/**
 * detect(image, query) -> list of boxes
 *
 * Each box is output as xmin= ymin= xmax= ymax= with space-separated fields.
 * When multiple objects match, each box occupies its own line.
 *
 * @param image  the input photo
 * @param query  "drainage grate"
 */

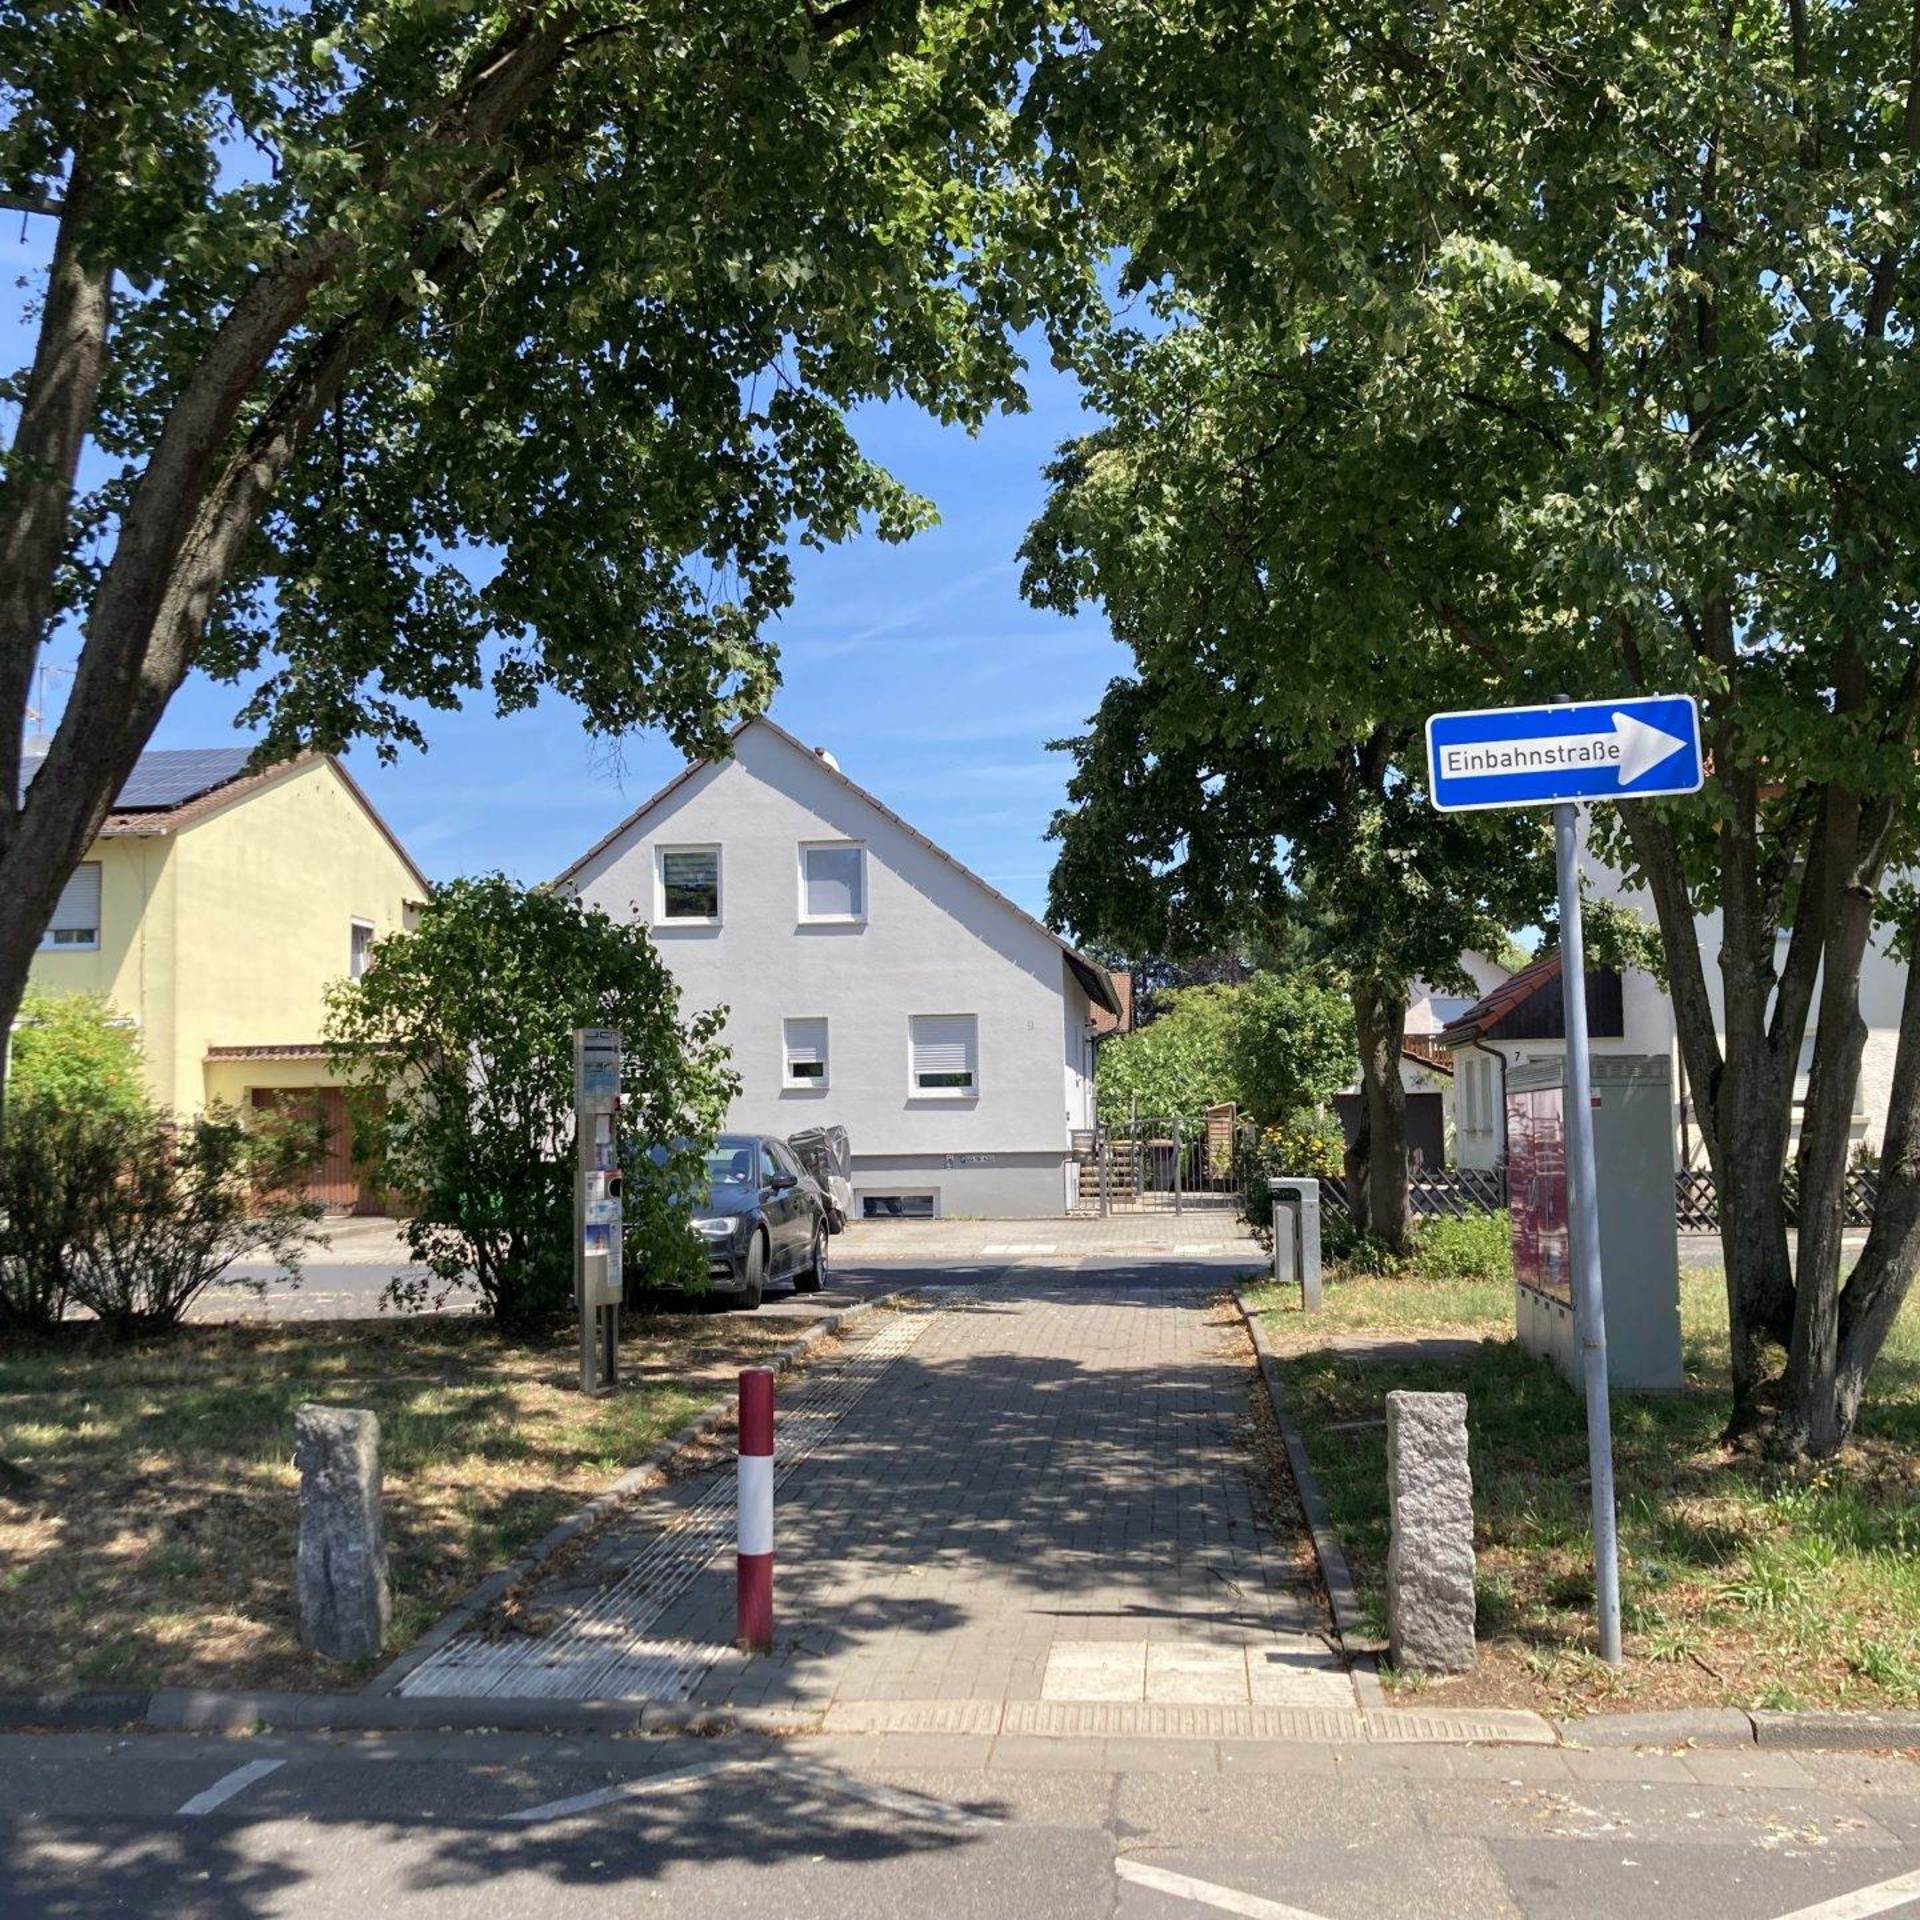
xmin=399 ymin=1295 xmax=968 ymax=1701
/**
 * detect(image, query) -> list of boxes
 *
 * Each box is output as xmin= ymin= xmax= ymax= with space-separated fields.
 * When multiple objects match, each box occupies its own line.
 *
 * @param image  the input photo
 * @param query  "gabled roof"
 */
xmin=554 ymin=716 xmax=1123 ymax=1018
xmin=1439 ymin=950 xmax=1564 ymax=1047
xmin=1090 ymin=970 xmax=1134 ymax=1038
xmin=1438 ymin=948 xmax=1626 ymax=1048
xmin=21 ymin=747 xmax=430 ymax=895
xmin=19 ymin=746 xmax=253 ymax=813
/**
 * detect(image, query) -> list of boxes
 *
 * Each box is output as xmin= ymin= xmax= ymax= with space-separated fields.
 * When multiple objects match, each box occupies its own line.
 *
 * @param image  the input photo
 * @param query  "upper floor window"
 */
xmin=350 ymin=919 xmax=375 ymax=979
xmin=800 ymin=840 xmax=866 ymax=923
xmin=910 ymin=1013 xmax=978 ymax=1097
xmin=656 ymin=844 xmax=721 ymax=923
xmin=39 ymin=862 xmax=100 ymax=952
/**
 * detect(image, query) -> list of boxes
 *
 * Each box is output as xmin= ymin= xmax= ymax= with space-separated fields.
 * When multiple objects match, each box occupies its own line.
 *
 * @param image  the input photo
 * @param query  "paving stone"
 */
xmin=556 ymin=1264 xmax=1349 ymax=1719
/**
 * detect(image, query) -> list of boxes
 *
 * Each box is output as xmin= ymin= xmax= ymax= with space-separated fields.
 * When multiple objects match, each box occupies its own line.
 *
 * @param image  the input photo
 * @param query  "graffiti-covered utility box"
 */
xmin=1507 ymin=1054 xmax=1683 ymax=1392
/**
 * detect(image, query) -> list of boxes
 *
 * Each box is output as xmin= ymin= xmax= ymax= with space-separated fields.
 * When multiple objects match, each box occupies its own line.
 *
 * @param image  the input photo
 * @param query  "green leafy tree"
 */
xmin=1230 ymin=971 xmax=1355 ymax=1129
xmin=326 ymin=874 xmax=735 ymax=1332
xmin=1026 ymin=330 xmax=1552 ymax=1247
xmin=6 ymin=988 xmax=148 ymax=1117
xmin=1096 ymin=984 xmax=1239 ymax=1128
xmin=1 ymin=990 xmax=151 ymax=1337
xmin=1095 ymin=972 xmax=1353 ymax=1130
xmin=1027 ymin=1 xmax=1920 ymax=1453
xmin=0 ymin=0 xmax=1100 ymax=1138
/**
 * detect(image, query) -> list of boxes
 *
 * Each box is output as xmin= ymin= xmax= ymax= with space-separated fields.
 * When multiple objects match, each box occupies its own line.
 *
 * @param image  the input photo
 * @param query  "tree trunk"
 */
xmin=1778 ymin=971 xmax=1869 ymax=1454
xmin=1619 ymin=794 xmax=1798 ymax=1427
xmin=1352 ymin=979 xmax=1410 ymax=1253
xmin=1828 ymin=909 xmax=1920 ymax=1439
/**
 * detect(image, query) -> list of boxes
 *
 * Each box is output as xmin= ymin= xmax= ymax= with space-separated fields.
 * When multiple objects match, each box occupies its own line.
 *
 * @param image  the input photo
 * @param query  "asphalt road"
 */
xmin=1 ymin=1728 xmax=1916 ymax=1919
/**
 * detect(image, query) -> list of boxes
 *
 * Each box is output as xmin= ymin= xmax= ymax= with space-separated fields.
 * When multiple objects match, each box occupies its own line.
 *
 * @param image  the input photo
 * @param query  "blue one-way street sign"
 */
xmin=1425 ymin=694 xmax=1703 ymax=813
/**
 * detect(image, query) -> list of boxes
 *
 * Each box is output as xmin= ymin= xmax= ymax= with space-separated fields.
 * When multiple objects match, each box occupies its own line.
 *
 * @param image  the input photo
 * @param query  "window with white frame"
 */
xmin=350 ymin=919 xmax=375 ymax=979
xmin=909 ymin=1013 xmax=978 ymax=1096
xmin=655 ymin=845 xmax=720 ymax=923
xmin=783 ymin=1016 xmax=829 ymax=1089
xmin=799 ymin=840 xmax=865 ymax=922
xmin=39 ymin=862 xmax=101 ymax=952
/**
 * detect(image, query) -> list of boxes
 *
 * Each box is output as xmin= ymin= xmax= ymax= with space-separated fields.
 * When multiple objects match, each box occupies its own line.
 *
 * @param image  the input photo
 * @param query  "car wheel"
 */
xmin=729 ymin=1230 xmax=766 ymax=1311
xmin=794 ymin=1227 xmax=827 ymax=1294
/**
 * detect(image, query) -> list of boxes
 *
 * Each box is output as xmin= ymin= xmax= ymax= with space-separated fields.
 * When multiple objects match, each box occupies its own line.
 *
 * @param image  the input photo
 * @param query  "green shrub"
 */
xmin=326 ymin=875 xmax=736 ymax=1331
xmin=0 ymin=1097 xmax=321 ymax=1335
xmin=64 ymin=1102 xmax=323 ymax=1335
xmin=7 ymin=989 xmax=148 ymax=1118
xmin=1241 ymin=1110 xmax=1347 ymax=1239
xmin=1413 ymin=1210 xmax=1513 ymax=1283
xmin=0 ymin=1093 xmax=125 ymax=1332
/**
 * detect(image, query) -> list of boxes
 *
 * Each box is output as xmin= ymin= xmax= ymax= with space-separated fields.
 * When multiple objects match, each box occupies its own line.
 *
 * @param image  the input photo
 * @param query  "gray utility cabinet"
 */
xmin=1506 ymin=1054 xmax=1683 ymax=1391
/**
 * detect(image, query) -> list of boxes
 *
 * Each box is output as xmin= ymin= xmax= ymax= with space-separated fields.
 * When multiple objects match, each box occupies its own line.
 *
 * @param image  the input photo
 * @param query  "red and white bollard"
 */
xmin=736 ymin=1367 xmax=774 ymax=1652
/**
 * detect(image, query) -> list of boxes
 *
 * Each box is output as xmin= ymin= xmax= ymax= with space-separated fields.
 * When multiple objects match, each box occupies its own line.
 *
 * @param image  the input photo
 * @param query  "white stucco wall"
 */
xmin=562 ymin=723 xmax=1100 ymax=1217
xmin=1450 ymin=842 xmax=1907 ymax=1170
xmin=1580 ymin=840 xmax=1899 ymax=1167
xmin=1406 ymin=951 xmax=1513 ymax=1037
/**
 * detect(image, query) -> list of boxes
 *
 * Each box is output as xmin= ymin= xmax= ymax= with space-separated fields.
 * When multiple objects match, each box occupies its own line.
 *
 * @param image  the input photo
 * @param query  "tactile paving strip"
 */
xmin=400 ymin=1295 xmax=972 ymax=1701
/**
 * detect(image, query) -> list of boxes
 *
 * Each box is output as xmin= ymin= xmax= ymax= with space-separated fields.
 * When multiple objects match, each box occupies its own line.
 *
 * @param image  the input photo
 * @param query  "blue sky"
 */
xmin=8 ymin=177 xmax=1127 ymax=920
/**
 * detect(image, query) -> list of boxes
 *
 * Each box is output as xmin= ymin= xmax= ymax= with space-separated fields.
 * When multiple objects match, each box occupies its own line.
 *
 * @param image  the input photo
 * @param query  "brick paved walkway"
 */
xmin=428 ymin=1257 xmax=1351 ymax=1720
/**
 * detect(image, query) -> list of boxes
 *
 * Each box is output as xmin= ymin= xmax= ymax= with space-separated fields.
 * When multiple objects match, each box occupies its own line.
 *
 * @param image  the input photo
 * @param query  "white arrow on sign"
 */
xmin=1612 ymin=709 xmax=1689 ymax=784
xmin=1436 ymin=709 xmax=1690 ymax=789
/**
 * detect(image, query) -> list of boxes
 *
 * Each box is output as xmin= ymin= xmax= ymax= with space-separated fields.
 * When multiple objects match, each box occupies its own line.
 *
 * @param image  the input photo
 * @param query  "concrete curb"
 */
xmin=0 ymin=1690 xmax=819 ymax=1738
xmin=1234 ymin=1294 xmax=1920 ymax=1760
xmin=1553 ymin=1708 xmax=1757 ymax=1750
xmin=367 ymin=1288 xmax=906 ymax=1697
xmin=1234 ymin=1288 xmax=1388 ymax=1711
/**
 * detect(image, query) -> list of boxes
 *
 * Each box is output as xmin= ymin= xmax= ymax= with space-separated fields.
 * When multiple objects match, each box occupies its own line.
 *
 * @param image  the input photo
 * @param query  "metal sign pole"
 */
xmin=1554 ymin=803 xmax=1623 ymax=1665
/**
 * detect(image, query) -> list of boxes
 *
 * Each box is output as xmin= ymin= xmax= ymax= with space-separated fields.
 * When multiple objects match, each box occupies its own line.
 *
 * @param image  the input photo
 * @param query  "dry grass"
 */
xmin=1256 ymin=1264 xmax=1920 ymax=1718
xmin=0 ymin=1312 xmax=804 ymax=1694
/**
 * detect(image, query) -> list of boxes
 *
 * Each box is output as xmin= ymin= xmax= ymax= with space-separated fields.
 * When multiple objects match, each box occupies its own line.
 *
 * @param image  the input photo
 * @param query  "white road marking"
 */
xmin=507 ymin=1757 xmax=761 ymax=1823
xmin=1116 ymin=1857 xmax=1333 ymax=1920
xmin=1771 ymin=1867 xmax=1920 ymax=1920
xmin=782 ymin=1758 xmax=995 ymax=1832
xmin=175 ymin=1759 xmax=285 ymax=1817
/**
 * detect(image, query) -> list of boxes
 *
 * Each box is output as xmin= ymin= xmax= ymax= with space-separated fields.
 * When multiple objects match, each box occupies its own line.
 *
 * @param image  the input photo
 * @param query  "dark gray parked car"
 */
xmin=693 ymin=1133 xmax=831 ymax=1310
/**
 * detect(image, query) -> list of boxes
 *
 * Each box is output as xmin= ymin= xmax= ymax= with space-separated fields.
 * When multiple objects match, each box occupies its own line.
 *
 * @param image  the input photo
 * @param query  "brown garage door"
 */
xmin=249 ymin=1086 xmax=381 ymax=1215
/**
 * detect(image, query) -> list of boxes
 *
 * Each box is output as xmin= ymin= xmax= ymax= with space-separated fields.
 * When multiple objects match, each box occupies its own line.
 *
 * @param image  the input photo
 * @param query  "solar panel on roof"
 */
xmin=15 ymin=746 xmax=256 ymax=811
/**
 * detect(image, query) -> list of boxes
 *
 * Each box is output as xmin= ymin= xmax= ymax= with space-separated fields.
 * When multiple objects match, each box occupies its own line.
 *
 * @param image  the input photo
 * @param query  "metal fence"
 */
xmin=1070 ymin=1114 xmax=1250 ymax=1214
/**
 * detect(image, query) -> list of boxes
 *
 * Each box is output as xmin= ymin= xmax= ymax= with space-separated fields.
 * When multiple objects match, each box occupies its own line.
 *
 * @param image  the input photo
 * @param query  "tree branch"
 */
xmin=0 ymin=153 xmax=110 ymax=859
xmin=1864 ymin=0 xmax=1920 ymax=340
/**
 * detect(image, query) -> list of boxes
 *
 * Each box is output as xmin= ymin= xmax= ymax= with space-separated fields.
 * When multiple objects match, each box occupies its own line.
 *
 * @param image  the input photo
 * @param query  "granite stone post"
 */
xmin=1385 ymin=1390 xmax=1476 ymax=1674
xmin=294 ymin=1404 xmax=390 ymax=1663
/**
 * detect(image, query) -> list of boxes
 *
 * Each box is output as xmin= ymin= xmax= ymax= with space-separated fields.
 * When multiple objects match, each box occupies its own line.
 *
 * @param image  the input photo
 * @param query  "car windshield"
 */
xmin=704 ymin=1138 xmax=759 ymax=1191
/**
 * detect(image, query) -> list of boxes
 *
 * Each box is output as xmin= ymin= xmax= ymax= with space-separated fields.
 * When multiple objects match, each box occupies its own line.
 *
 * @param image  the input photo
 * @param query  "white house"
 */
xmin=1329 ymin=954 xmax=1512 ymax=1168
xmin=555 ymin=718 xmax=1122 ymax=1219
xmin=1442 ymin=842 xmax=1904 ymax=1171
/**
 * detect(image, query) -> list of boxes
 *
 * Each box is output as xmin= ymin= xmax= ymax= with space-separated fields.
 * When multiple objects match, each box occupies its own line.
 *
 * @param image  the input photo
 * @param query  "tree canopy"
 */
xmin=1094 ymin=973 xmax=1354 ymax=1131
xmin=325 ymin=873 xmax=735 ymax=1330
xmin=1026 ymin=0 xmax=1920 ymax=1453
xmin=1027 ymin=324 xmax=1553 ymax=1244
xmin=0 ymin=0 xmax=1101 ymax=1109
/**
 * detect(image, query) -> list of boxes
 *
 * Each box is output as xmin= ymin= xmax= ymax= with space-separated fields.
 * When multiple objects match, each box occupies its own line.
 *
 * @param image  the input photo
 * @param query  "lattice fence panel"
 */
xmin=1410 ymin=1167 xmax=1508 ymax=1219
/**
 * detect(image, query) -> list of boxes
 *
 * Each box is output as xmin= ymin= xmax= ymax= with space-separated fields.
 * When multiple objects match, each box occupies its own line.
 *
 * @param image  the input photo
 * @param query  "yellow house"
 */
xmin=25 ymin=747 xmax=427 ymax=1211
